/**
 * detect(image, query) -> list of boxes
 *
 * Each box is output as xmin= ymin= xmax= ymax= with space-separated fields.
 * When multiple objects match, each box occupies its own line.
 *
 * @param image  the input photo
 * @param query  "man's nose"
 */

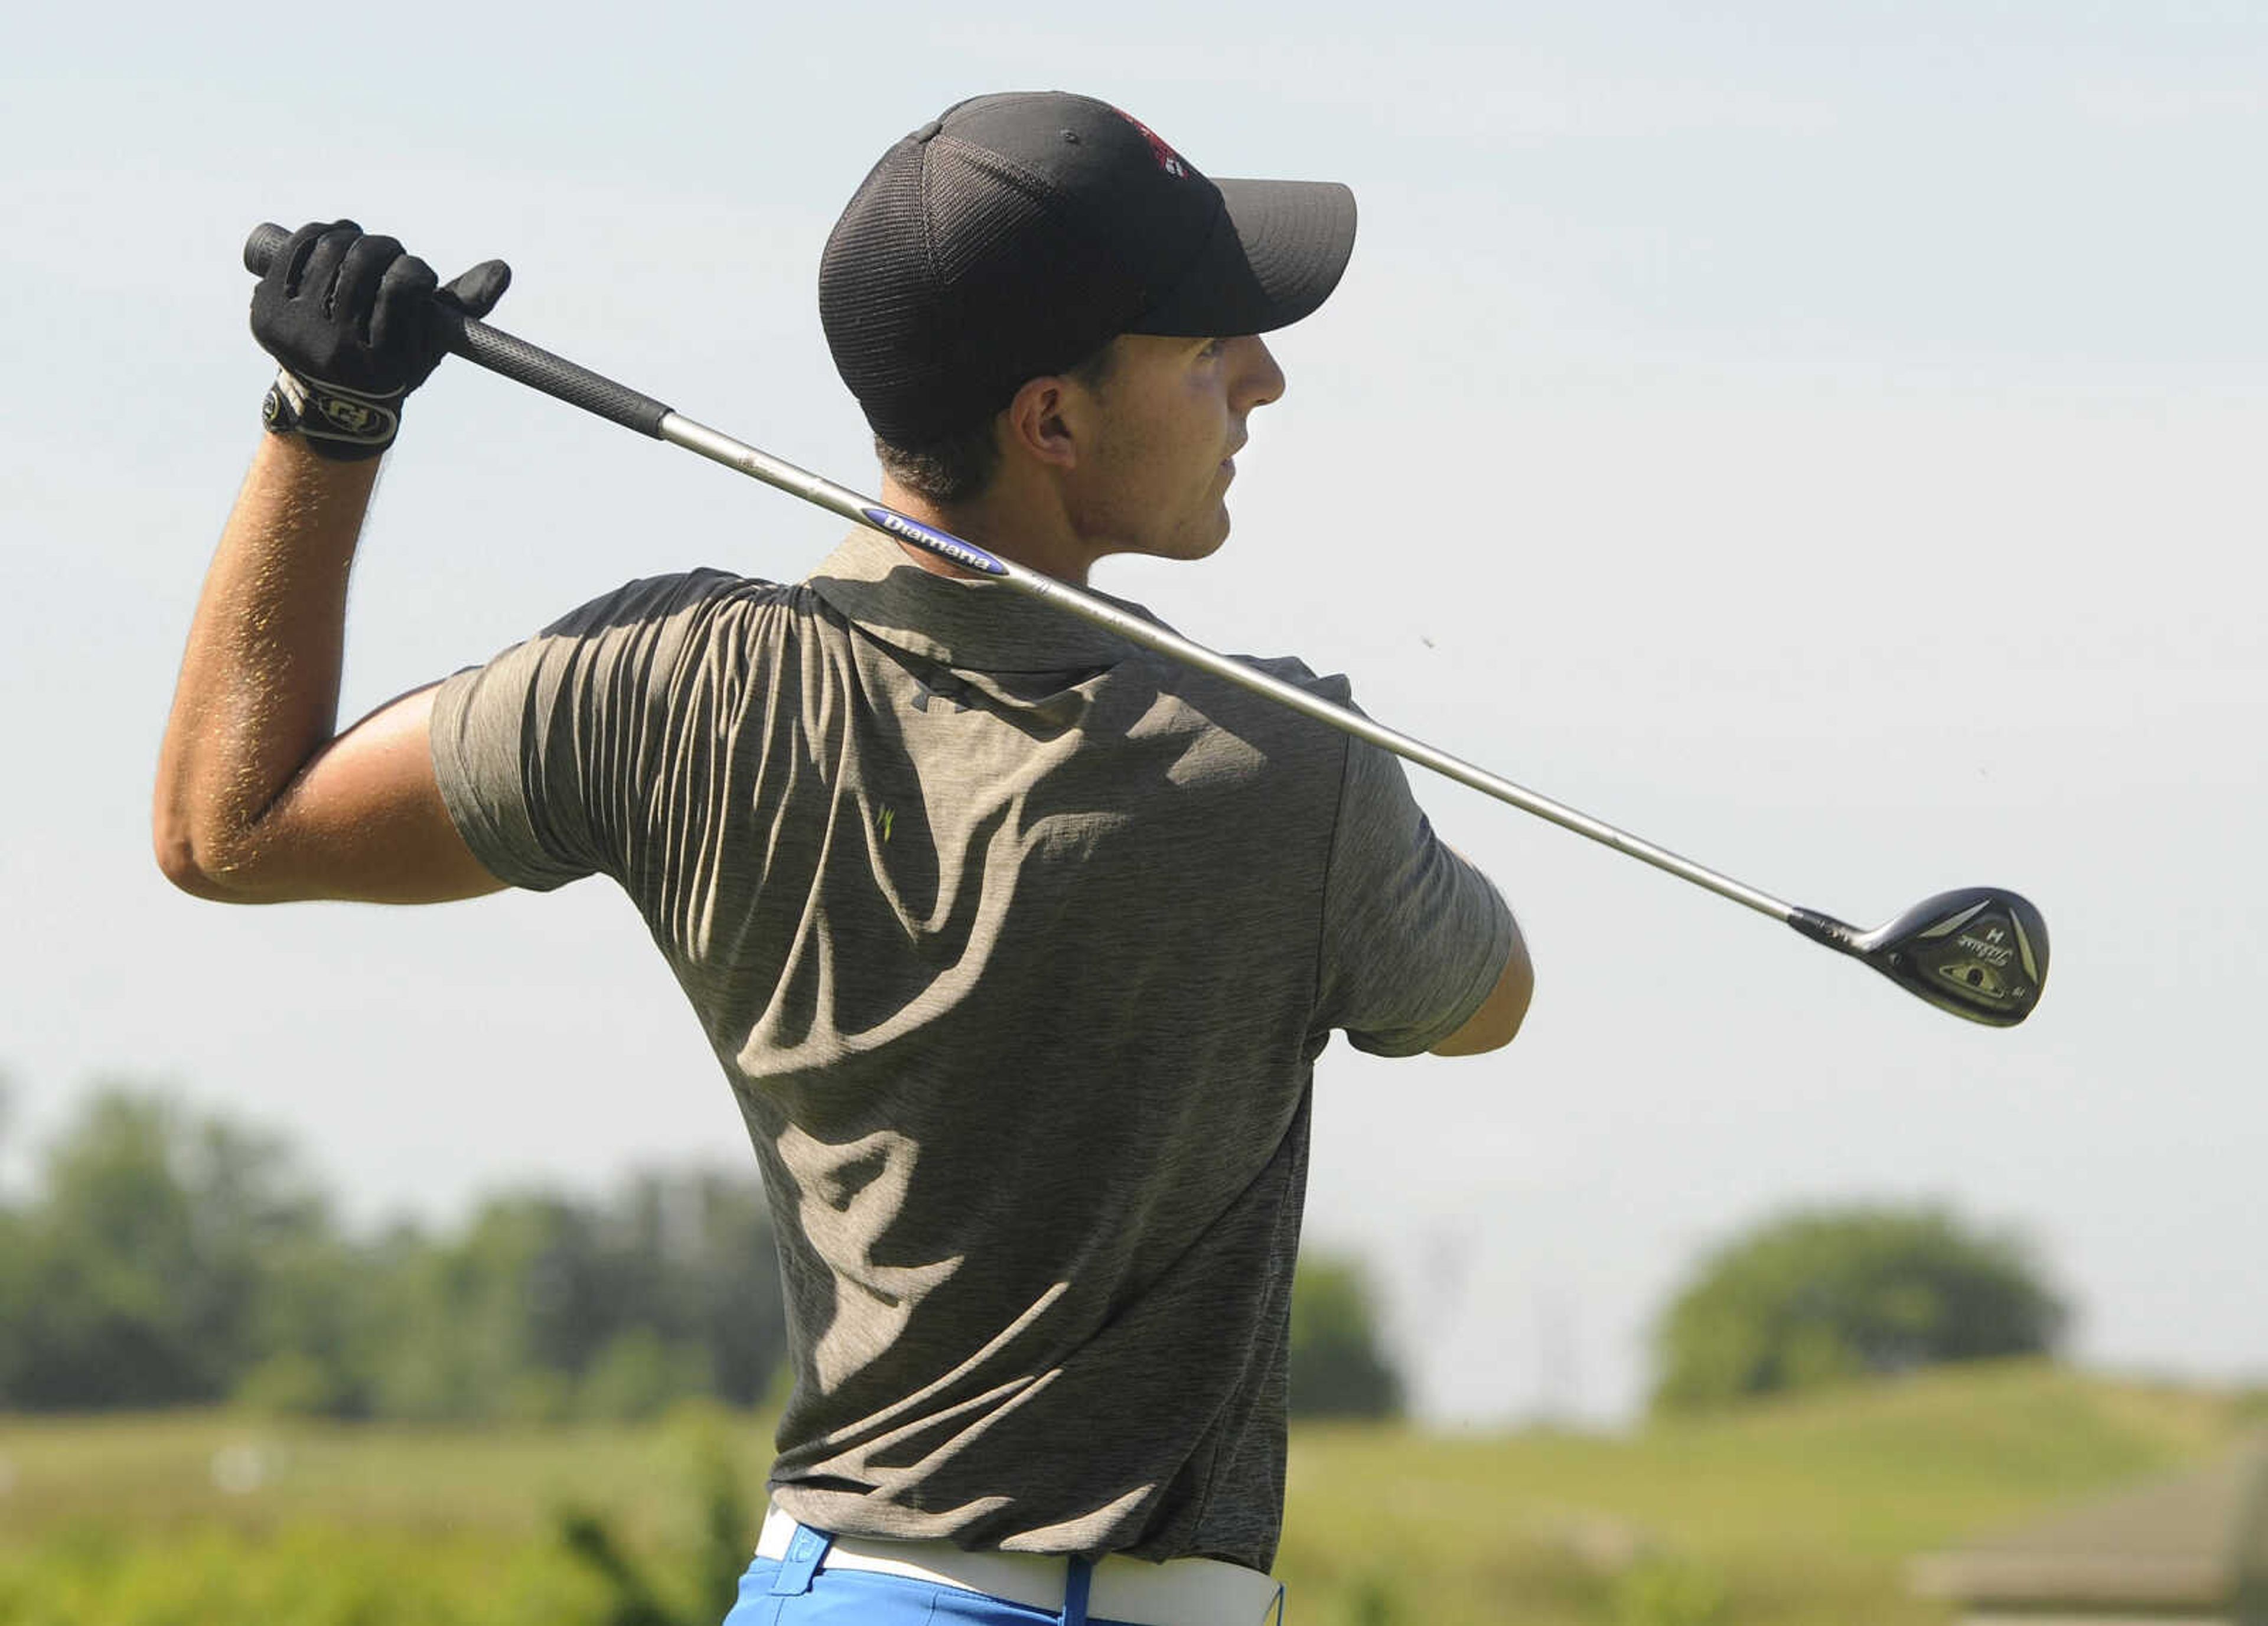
xmin=1233 ymin=337 xmax=1286 ymax=411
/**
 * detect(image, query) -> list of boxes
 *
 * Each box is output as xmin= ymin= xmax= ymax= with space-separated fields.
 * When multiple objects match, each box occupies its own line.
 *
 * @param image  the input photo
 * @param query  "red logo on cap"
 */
xmin=1111 ymin=107 xmax=1190 ymax=178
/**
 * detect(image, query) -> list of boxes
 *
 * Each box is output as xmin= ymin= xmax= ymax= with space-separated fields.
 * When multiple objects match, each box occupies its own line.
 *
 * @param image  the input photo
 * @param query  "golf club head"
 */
xmin=1791 ymin=888 xmax=2049 ymax=1026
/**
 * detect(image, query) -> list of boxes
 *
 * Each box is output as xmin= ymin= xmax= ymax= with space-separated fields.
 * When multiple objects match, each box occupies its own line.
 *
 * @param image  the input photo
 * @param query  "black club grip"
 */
xmin=242 ymin=221 xmax=674 ymax=438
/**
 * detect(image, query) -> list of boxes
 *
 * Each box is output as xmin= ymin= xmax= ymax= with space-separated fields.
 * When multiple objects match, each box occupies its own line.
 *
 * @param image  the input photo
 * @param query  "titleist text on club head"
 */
xmin=1858 ymin=888 xmax=2049 ymax=1026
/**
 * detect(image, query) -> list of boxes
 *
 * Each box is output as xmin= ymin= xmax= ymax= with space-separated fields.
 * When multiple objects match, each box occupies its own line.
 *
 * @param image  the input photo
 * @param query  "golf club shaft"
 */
xmin=663 ymin=413 xmax=1798 ymax=920
xmin=243 ymin=223 xmax=1807 ymax=928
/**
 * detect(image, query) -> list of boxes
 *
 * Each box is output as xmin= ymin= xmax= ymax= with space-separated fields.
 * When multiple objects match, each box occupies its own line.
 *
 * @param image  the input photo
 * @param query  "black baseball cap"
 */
xmin=820 ymin=91 xmax=1357 ymax=445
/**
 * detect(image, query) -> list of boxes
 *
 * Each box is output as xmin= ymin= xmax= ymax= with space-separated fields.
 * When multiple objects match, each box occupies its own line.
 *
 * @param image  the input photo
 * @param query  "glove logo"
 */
xmin=301 ymin=382 xmax=399 ymax=444
xmin=320 ymin=396 xmax=381 ymax=434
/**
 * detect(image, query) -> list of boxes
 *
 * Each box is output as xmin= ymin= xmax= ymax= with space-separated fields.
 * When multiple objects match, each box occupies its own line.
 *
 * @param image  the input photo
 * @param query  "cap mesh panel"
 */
xmin=819 ymin=141 xmax=950 ymax=442
xmin=822 ymin=139 xmax=1146 ymax=443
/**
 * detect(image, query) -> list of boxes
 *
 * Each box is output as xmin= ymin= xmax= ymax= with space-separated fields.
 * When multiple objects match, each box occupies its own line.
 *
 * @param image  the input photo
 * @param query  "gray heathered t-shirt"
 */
xmin=429 ymin=527 xmax=1514 ymax=1570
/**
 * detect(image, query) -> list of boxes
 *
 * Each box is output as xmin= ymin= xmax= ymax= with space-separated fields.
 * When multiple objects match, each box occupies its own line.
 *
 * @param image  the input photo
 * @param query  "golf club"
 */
xmin=244 ymin=222 xmax=2049 ymax=1027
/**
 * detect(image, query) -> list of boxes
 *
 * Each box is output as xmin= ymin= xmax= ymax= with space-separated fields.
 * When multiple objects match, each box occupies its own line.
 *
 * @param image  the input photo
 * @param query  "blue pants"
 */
xmin=720 ymin=1521 xmax=1286 ymax=1625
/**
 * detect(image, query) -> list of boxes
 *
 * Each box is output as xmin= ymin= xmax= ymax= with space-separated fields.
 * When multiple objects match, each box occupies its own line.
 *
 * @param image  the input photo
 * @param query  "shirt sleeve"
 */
xmin=427 ymin=571 xmax=748 ymax=893
xmin=1317 ymin=736 xmax=1517 ymax=1057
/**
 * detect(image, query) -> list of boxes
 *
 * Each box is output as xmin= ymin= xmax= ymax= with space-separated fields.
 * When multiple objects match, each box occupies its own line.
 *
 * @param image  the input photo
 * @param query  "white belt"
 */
xmin=757 ymin=1503 xmax=1283 ymax=1626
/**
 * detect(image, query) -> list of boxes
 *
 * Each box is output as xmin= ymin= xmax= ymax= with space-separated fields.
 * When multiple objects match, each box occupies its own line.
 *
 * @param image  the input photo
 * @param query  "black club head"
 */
xmin=1790 ymin=887 xmax=2049 ymax=1025
xmin=1849 ymin=887 xmax=2049 ymax=1026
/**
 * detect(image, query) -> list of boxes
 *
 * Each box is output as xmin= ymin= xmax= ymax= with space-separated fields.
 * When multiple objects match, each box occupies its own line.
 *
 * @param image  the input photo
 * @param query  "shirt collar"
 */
xmin=806 ymin=526 xmax=1157 ymax=672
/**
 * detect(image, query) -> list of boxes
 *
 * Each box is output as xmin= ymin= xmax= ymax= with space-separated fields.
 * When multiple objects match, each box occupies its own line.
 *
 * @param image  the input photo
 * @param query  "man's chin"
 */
xmin=1187 ymin=506 xmax=1234 ymax=559
xmin=1100 ymin=512 xmax=1232 ymax=566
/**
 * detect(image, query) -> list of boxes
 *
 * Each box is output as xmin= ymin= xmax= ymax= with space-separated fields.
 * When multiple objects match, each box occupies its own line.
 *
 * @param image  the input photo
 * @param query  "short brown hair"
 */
xmin=876 ymin=339 xmax=1119 ymax=507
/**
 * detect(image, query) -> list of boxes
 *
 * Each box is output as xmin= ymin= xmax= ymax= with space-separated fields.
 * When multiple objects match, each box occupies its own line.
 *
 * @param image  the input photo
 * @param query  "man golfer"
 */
xmin=156 ymin=91 xmax=1531 ymax=1626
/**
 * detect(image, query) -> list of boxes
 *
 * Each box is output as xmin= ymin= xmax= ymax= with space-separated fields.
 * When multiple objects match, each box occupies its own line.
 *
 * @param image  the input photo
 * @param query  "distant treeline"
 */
xmin=0 ymin=1085 xmax=787 ymax=1420
xmin=0 ymin=1084 xmax=1402 ymax=1421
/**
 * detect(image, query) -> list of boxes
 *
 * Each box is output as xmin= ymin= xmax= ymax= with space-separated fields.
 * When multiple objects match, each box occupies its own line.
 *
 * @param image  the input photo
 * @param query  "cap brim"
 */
xmin=1129 ymin=178 xmax=1356 ymax=338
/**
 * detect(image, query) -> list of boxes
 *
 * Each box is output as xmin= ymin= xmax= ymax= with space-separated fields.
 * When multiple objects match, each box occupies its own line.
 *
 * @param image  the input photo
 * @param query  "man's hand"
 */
xmin=250 ymin=220 xmax=509 ymax=460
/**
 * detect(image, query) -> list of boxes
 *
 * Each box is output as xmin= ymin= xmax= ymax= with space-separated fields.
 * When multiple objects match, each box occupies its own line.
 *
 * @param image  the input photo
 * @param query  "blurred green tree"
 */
xmin=1288 ymin=1255 xmax=1404 ymax=1419
xmin=1650 ymin=1204 xmax=2068 ymax=1414
xmin=236 ymin=1223 xmax=384 ymax=1416
xmin=0 ymin=1086 xmax=329 ymax=1409
xmin=558 ymin=1418 xmax=755 ymax=1626
xmin=578 ymin=1328 xmax=712 ymax=1422
xmin=0 ymin=1078 xmax=790 ymax=1420
xmin=610 ymin=1171 xmax=789 ymax=1409
xmin=363 ymin=1175 xmax=786 ymax=1422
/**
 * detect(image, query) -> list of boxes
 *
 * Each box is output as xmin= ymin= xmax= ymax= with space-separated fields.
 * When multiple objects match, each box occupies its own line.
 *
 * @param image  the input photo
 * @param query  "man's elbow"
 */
xmin=153 ymin=817 xmax=272 ymax=904
xmin=1431 ymin=937 xmax=1535 ymax=1057
xmin=156 ymin=835 xmax=239 ymax=902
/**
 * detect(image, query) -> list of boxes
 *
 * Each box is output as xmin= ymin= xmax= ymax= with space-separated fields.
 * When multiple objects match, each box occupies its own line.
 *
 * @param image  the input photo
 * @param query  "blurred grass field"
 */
xmin=1 ymin=1361 xmax=2258 ymax=1626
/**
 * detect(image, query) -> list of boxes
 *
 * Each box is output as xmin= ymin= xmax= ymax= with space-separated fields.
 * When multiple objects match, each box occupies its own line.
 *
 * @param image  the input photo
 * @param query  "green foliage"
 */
xmin=235 ymin=1350 xmax=348 ymax=1419
xmin=1345 ymin=1570 xmax=1399 ymax=1624
xmin=578 ymin=1331 xmax=712 ymax=1423
xmin=355 ymin=1174 xmax=785 ymax=1424
xmin=0 ymin=1524 xmax=609 ymax=1626
xmin=556 ymin=1422 xmax=754 ymax=1626
xmin=6 ymin=1077 xmax=1394 ymax=1431
xmin=1289 ymin=1255 xmax=1403 ymax=1419
xmin=0 ymin=1089 xmax=327 ymax=1410
xmin=1650 ymin=1204 xmax=2068 ymax=1415
xmin=0 ymin=1365 xmax=2253 ymax=1626
xmin=1272 ymin=1363 xmax=2247 ymax=1626
xmin=1611 ymin=1557 xmax=1728 ymax=1626
xmin=558 ymin=1512 xmax=680 ymax=1626
xmin=0 ymin=1081 xmax=788 ymax=1423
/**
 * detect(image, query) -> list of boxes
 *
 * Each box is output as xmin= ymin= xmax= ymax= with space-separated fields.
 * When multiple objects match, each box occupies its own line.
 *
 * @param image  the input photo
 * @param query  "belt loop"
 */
xmin=1060 ymin=1555 xmax=1093 ymax=1626
xmin=770 ymin=1521 xmax=832 ymax=1596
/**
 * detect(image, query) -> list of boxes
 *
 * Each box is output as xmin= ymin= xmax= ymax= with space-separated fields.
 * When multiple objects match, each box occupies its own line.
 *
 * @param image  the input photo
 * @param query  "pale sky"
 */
xmin=4 ymin=0 xmax=2262 ymax=1424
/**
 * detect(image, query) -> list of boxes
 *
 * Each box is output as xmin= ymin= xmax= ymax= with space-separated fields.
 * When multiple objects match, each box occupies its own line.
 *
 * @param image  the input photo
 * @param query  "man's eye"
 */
xmin=1200 ymin=338 xmax=1227 ymax=359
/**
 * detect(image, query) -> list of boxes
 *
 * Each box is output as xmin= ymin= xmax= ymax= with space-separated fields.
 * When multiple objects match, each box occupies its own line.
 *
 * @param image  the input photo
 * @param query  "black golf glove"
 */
xmin=250 ymin=220 xmax=510 ymax=461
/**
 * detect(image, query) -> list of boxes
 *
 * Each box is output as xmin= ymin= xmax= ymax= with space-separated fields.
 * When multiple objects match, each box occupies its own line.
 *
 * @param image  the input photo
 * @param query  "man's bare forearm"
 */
xmin=154 ymin=434 xmax=379 ymax=892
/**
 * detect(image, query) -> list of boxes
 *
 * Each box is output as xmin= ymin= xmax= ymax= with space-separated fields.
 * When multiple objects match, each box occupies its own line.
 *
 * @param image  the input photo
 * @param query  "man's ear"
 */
xmin=1003 ymin=375 xmax=1080 ymax=471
